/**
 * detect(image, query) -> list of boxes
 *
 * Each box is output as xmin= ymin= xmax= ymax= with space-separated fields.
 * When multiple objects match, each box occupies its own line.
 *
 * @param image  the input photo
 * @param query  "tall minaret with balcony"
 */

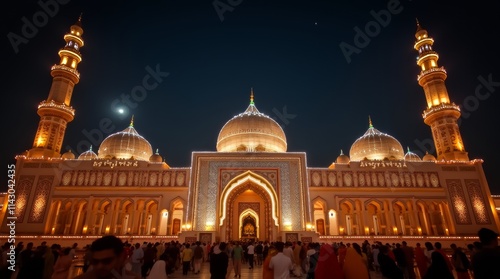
xmin=414 ymin=20 xmax=468 ymax=161
xmin=27 ymin=16 xmax=84 ymax=159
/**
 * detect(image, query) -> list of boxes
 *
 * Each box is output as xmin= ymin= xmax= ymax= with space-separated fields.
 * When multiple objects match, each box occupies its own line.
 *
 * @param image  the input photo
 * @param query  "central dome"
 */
xmin=349 ymin=118 xmax=404 ymax=161
xmin=98 ymin=118 xmax=153 ymax=161
xmin=217 ymin=91 xmax=287 ymax=152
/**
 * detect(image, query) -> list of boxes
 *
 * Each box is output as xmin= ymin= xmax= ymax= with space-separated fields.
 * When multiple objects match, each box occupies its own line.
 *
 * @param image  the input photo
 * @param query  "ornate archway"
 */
xmin=219 ymin=171 xmax=279 ymax=241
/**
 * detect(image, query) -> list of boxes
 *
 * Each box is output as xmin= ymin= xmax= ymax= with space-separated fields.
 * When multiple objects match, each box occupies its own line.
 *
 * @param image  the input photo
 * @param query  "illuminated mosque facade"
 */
xmin=1 ymin=17 xmax=499 ymax=244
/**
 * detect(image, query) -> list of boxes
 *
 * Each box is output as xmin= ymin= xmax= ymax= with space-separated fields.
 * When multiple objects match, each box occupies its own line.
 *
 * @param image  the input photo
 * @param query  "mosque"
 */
xmin=1 ymin=17 xmax=499 ymax=245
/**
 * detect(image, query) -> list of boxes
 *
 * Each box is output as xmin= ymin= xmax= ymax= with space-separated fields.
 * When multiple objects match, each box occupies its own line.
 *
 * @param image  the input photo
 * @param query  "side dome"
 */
xmin=78 ymin=146 xmax=98 ymax=160
xmin=97 ymin=118 xmax=153 ymax=161
xmin=335 ymin=150 xmax=350 ymax=164
xmin=349 ymin=118 xmax=404 ymax=161
xmin=404 ymin=147 xmax=422 ymax=162
xmin=149 ymin=149 xmax=163 ymax=163
xmin=423 ymin=151 xmax=437 ymax=162
xmin=216 ymin=90 xmax=287 ymax=152
xmin=62 ymin=150 xmax=76 ymax=159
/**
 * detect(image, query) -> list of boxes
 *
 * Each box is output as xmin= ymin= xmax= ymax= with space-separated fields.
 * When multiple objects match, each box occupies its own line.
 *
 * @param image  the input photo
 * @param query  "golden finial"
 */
xmin=368 ymin=115 xmax=373 ymax=128
xmin=250 ymin=87 xmax=254 ymax=105
xmin=130 ymin=115 xmax=134 ymax=127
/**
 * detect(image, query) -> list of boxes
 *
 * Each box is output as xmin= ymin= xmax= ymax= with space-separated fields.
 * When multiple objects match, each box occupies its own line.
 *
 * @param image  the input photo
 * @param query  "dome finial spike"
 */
xmin=155 ymin=148 xmax=159 ymax=154
xmin=368 ymin=115 xmax=373 ymax=128
xmin=250 ymin=87 xmax=254 ymax=105
xmin=130 ymin=115 xmax=134 ymax=127
xmin=407 ymin=146 xmax=411 ymax=153
xmin=340 ymin=149 xmax=344 ymax=155
xmin=89 ymin=145 xmax=92 ymax=151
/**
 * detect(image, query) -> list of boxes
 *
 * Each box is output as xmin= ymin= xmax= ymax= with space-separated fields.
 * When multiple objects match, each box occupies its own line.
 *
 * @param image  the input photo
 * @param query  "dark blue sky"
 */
xmin=3 ymin=0 xmax=500 ymax=193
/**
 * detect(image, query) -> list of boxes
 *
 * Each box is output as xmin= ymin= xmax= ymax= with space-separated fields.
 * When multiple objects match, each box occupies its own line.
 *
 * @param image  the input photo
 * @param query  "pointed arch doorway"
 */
xmin=219 ymin=171 xmax=279 ymax=242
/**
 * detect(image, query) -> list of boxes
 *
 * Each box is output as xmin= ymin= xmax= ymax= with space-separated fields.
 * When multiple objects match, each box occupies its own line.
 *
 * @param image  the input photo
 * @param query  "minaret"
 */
xmin=413 ymin=20 xmax=468 ymax=161
xmin=27 ymin=15 xmax=84 ymax=158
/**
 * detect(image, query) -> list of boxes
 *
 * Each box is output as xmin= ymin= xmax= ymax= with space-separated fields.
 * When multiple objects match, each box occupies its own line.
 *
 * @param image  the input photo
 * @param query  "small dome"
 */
xmin=78 ymin=146 xmax=98 ymax=160
xmin=98 ymin=117 xmax=153 ymax=161
xmin=349 ymin=118 xmax=404 ymax=161
xmin=62 ymin=150 xmax=76 ymax=159
xmin=149 ymin=149 xmax=163 ymax=163
xmin=217 ymin=90 xmax=287 ymax=152
xmin=422 ymin=151 xmax=436 ymax=162
xmin=335 ymin=150 xmax=350 ymax=164
xmin=404 ymin=147 xmax=422 ymax=162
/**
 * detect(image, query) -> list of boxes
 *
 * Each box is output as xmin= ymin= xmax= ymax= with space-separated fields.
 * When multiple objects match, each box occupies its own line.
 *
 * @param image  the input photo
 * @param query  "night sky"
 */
xmin=3 ymin=0 xmax=500 ymax=194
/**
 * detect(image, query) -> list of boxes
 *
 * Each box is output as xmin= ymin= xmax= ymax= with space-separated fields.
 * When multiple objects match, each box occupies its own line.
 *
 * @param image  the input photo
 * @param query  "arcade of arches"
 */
xmin=44 ymin=195 xmax=455 ymax=237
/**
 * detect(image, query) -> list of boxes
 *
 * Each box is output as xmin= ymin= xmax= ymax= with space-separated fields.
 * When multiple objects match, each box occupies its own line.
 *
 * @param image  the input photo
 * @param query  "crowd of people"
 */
xmin=1 ymin=227 xmax=498 ymax=279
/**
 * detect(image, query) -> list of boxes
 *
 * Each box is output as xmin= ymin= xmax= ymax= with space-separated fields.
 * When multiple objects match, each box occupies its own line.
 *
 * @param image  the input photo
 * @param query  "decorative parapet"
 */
xmin=422 ymin=102 xmax=460 ymax=119
xmin=51 ymin=64 xmax=80 ymax=78
xmin=38 ymin=100 xmax=75 ymax=116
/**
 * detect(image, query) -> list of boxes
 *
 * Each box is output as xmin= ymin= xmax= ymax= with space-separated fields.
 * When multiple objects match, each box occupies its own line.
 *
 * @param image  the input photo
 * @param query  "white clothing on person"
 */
xmin=147 ymin=260 xmax=168 ymax=279
xmin=269 ymin=252 xmax=293 ymax=279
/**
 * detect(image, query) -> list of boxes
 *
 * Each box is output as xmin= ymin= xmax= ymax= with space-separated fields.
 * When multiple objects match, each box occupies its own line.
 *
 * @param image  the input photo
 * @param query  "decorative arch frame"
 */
xmin=219 ymin=171 xmax=279 ymax=227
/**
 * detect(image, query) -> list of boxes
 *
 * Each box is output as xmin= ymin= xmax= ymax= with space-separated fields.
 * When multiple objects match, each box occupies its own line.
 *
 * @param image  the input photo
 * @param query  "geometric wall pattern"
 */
xmin=446 ymin=179 xmax=472 ymax=225
xmin=465 ymin=179 xmax=491 ymax=224
xmin=28 ymin=175 xmax=54 ymax=223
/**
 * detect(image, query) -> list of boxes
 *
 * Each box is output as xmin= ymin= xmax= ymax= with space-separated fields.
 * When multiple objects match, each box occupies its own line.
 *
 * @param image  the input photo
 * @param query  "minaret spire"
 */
xmin=27 ymin=15 xmax=85 ymax=158
xmin=130 ymin=115 xmax=135 ymax=127
xmin=250 ymin=87 xmax=254 ymax=105
xmin=368 ymin=115 xmax=373 ymax=128
xmin=414 ymin=21 xmax=468 ymax=161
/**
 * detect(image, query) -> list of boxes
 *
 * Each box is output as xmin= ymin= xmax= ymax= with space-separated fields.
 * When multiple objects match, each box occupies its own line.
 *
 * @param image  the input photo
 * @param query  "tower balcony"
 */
xmin=51 ymin=64 xmax=80 ymax=79
xmin=38 ymin=100 xmax=75 ymax=120
xmin=417 ymin=67 xmax=447 ymax=82
xmin=422 ymin=102 xmax=460 ymax=119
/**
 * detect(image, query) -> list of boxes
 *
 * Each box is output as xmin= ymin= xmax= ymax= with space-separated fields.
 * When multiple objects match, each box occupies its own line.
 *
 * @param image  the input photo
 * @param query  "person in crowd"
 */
xmin=414 ymin=243 xmax=428 ymax=278
xmin=51 ymin=247 xmax=73 ymax=279
xmin=471 ymin=227 xmax=500 ymax=279
xmin=181 ymin=243 xmax=193 ymax=276
xmin=315 ymin=243 xmax=344 ymax=279
xmin=337 ymin=243 xmax=347 ymax=269
xmin=210 ymin=242 xmax=229 ymax=279
xmin=343 ymin=243 xmax=370 ymax=279
xmin=263 ymin=243 xmax=278 ymax=279
xmin=269 ymin=241 xmax=294 ymax=279
xmin=371 ymin=243 xmax=380 ymax=273
xmin=246 ymin=241 xmax=255 ymax=270
xmin=193 ymin=241 xmax=205 ymax=274
xmin=434 ymin=242 xmax=453 ymax=273
xmin=142 ymin=243 xmax=157 ymax=278
xmin=306 ymin=243 xmax=319 ymax=279
xmin=232 ymin=241 xmax=244 ymax=278
xmin=0 ymin=242 xmax=13 ymax=279
xmin=130 ymin=243 xmax=144 ymax=277
xmin=401 ymin=241 xmax=416 ymax=279
xmin=423 ymin=251 xmax=454 ymax=279
xmin=450 ymin=243 xmax=471 ymax=279
xmin=378 ymin=244 xmax=403 ymax=279
xmin=17 ymin=242 xmax=35 ymax=279
xmin=423 ymin=242 xmax=434 ymax=267
xmin=393 ymin=243 xmax=407 ymax=277
xmin=255 ymin=241 xmax=264 ymax=266
xmin=147 ymin=253 xmax=168 ymax=279
xmin=292 ymin=241 xmax=303 ymax=277
xmin=75 ymin=235 xmax=141 ymax=279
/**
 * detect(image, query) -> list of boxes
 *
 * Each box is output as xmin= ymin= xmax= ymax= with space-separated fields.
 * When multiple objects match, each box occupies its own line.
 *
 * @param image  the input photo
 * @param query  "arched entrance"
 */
xmin=219 ymin=171 xmax=279 ymax=242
